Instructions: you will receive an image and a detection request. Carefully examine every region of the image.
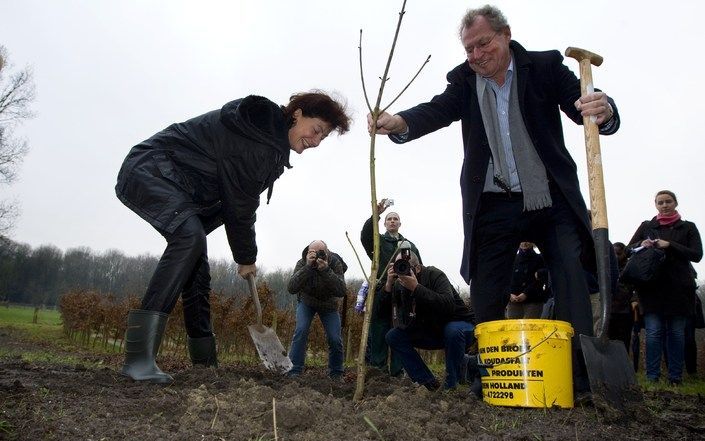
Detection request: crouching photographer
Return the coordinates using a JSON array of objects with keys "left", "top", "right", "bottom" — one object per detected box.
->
[{"left": 382, "top": 243, "right": 475, "bottom": 390}]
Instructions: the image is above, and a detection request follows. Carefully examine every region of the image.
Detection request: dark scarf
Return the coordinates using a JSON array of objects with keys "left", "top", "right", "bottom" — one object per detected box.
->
[{"left": 476, "top": 62, "right": 551, "bottom": 211}]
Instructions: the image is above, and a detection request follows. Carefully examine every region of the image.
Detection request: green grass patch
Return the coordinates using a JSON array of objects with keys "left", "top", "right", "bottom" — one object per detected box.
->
[
  {"left": 0, "top": 304, "right": 64, "bottom": 342},
  {"left": 0, "top": 304, "right": 118, "bottom": 364},
  {"left": 636, "top": 371, "right": 705, "bottom": 395},
  {"left": 0, "top": 304, "right": 61, "bottom": 326},
  {"left": 0, "top": 344, "right": 103, "bottom": 368},
  {"left": 0, "top": 419, "right": 14, "bottom": 436}
]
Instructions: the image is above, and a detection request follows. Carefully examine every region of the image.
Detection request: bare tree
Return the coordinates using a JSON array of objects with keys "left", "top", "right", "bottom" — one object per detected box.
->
[{"left": 0, "top": 45, "right": 35, "bottom": 233}]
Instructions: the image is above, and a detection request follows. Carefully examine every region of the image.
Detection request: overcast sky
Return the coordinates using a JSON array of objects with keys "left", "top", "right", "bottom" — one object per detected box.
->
[{"left": 3, "top": 0, "right": 704, "bottom": 288}]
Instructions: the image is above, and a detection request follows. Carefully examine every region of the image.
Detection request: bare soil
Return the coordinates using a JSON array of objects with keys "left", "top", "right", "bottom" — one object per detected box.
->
[{"left": 1, "top": 329, "right": 705, "bottom": 441}]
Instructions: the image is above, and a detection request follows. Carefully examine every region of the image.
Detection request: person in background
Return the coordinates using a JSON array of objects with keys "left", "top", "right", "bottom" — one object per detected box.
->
[
  {"left": 610, "top": 242, "right": 638, "bottom": 351},
  {"left": 286, "top": 240, "right": 347, "bottom": 379},
  {"left": 506, "top": 242, "right": 548, "bottom": 319},
  {"left": 381, "top": 246, "right": 474, "bottom": 390},
  {"left": 628, "top": 190, "right": 702, "bottom": 385},
  {"left": 116, "top": 92, "right": 351, "bottom": 383},
  {"left": 684, "top": 276, "right": 703, "bottom": 375},
  {"left": 360, "top": 198, "right": 422, "bottom": 376}
]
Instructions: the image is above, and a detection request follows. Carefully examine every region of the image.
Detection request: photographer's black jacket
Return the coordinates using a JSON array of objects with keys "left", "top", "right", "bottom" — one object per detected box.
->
[
  {"left": 379, "top": 266, "right": 474, "bottom": 338},
  {"left": 509, "top": 248, "right": 548, "bottom": 304},
  {"left": 116, "top": 96, "right": 291, "bottom": 265},
  {"left": 287, "top": 246, "right": 348, "bottom": 312}
]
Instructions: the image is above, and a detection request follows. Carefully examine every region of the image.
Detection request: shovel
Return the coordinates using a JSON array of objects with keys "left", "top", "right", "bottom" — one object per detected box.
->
[
  {"left": 566, "top": 47, "right": 638, "bottom": 408},
  {"left": 246, "top": 273, "right": 292, "bottom": 373}
]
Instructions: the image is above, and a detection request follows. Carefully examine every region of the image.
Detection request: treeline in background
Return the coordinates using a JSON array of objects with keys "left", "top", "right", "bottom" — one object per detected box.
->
[
  {"left": 0, "top": 236, "right": 411, "bottom": 364},
  {"left": 0, "top": 236, "right": 364, "bottom": 309}
]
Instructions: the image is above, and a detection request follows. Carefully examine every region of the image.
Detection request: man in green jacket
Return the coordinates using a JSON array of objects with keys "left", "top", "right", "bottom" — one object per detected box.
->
[{"left": 360, "top": 199, "right": 421, "bottom": 376}]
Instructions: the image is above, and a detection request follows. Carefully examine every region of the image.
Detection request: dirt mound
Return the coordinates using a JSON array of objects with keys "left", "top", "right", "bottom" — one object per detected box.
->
[{"left": 1, "top": 331, "right": 705, "bottom": 440}]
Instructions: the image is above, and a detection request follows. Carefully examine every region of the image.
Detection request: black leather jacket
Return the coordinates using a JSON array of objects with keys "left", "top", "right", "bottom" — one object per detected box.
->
[{"left": 116, "top": 96, "right": 291, "bottom": 265}]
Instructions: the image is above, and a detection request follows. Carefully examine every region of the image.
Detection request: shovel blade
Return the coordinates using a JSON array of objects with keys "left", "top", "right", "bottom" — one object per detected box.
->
[
  {"left": 248, "top": 324, "right": 293, "bottom": 373},
  {"left": 580, "top": 334, "right": 640, "bottom": 409}
]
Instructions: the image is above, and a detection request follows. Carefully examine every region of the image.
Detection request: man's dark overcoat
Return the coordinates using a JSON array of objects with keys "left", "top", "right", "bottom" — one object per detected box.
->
[{"left": 392, "top": 41, "right": 620, "bottom": 283}]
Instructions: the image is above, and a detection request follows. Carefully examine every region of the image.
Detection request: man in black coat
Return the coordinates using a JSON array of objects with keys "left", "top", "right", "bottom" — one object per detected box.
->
[
  {"left": 368, "top": 6, "right": 619, "bottom": 394},
  {"left": 381, "top": 246, "right": 474, "bottom": 390},
  {"left": 116, "top": 93, "right": 350, "bottom": 383}
]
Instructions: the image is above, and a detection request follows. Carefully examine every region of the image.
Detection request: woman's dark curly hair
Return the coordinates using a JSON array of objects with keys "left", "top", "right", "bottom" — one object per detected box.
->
[{"left": 283, "top": 91, "right": 351, "bottom": 134}]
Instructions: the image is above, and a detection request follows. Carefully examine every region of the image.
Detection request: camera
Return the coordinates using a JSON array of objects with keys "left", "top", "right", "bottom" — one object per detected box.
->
[
  {"left": 393, "top": 248, "right": 412, "bottom": 276},
  {"left": 315, "top": 250, "right": 327, "bottom": 260}
]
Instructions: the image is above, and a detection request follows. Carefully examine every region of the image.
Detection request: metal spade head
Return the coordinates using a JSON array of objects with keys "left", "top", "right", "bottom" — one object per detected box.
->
[
  {"left": 248, "top": 324, "right": 293, "bottom": 373},
  {"left": 246, "top": 274, "right": 292, "bottom": 373},
  {"left": 580, "top": 334, "right": 640, "bottom": 410}
]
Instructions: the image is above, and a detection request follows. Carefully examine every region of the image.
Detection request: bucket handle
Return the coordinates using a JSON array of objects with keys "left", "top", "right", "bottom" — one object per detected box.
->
[{"left": 477, "top": 327, "right": 559, "bottom": 370}]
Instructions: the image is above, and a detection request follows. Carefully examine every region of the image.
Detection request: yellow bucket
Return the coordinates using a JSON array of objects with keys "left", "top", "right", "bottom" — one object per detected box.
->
[{"left": 474, "top": 319, "right": 574, "bottom": 408}]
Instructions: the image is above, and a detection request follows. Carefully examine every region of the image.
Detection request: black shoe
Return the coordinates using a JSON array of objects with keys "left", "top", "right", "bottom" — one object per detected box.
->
[
  {"left": 188, "top": 334, "right": 218, "bottom": 367},
  {"left": 423, "top": 379, "right": 441, "bottom": 391},
  {"left": 121, "top": 310, "right": 173, "bottom": 384},
  {"left": 470, "top": 376, "right": 483, "bottom": 399}
]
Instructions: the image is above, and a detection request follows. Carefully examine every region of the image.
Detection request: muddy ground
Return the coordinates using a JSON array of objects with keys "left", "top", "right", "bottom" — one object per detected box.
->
[{"left": 1, "top": 329, "right": 705, "bottom": 441}]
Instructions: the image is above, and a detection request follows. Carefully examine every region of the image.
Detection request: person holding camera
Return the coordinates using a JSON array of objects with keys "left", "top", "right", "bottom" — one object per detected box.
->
[
  {"left": 382, "top": 244, "right": 475, "bottom": 390},
  {"left": 360, "top": 198, "right": 422, "bottom": 377},
  {"left": 286, "top": 240, "right": 348, "bottom": 379}
]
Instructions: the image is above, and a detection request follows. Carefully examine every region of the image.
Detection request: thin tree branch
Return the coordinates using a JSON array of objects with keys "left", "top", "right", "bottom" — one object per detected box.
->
[
  {"left": 358, "top": 30, "right": 373, "bottom": 114},
  {"left": 381, "top": 54, "right": 431, "bottom": 114},
  {"left": 375, "top": 241, "right": 402, "bottom": 286},
  {"left": 371, "top": 1, "right": 407, "bottom": 117},
  {"left": 345, "top": 231, "right": 370, "bottom": 283}
]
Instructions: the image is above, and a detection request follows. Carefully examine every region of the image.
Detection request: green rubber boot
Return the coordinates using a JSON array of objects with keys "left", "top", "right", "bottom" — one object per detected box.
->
[{"left": 121, "top": 310, "right": 173, "bottom": 384}]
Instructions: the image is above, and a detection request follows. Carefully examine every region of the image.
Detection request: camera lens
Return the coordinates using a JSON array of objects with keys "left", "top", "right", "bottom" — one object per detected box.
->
[
  {"left": 393, "top": 259, "right": 411, "bottom": 276},
  {"left": 316, "top": 250, "right": 326, "bottom": 259}
]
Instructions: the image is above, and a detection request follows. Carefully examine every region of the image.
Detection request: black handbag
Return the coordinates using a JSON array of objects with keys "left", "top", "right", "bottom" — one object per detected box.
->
[{"left": 621, "top": 246, "right": 665, "bottom": 285}]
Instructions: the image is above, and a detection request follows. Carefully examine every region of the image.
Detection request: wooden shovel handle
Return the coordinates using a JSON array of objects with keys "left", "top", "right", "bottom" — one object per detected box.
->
[
  {"left": 247, "top": 273, "right": 263, "bottom": 326},
  {"left": 565, "top": 47, "right": 612, "bottom": 340},
  {"left": 565, "top": 47, "right": 607, "bottom": 229}
]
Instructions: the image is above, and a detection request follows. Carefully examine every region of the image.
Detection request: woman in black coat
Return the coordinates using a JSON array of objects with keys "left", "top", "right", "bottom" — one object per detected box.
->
[
  {"left": 115, "top": 92, "right": 351, "bottom": 383},
  {"left": 628, "top": 190, "right": 703, "bottom": 384}
]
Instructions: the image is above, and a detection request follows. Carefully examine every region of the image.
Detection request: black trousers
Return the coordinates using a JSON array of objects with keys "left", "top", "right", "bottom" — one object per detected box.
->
[
  {"left": 141, "top": 215, "right": 216, "bottom": 338},
  {"left": 470, "top": 188, "right": 593, "bottom": 391}
]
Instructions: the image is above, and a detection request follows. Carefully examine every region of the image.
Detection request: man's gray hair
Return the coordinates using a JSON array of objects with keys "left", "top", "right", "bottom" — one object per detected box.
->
[{"left": 458, "top": 5, "right": 509, "bottom": 39}]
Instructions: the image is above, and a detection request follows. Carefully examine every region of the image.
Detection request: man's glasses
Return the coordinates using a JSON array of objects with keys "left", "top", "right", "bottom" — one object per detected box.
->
[{"left": 464, "top": 32, "right": 500, "bottom": 57}]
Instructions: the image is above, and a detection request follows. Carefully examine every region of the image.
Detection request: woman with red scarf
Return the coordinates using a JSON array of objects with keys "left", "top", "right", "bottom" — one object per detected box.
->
[{"left": 628, "top": 190, "right": 702, "bottom": 384}]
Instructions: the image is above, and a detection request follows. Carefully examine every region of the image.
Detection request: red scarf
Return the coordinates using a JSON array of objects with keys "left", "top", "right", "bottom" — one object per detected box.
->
[{"left": 657, "top": 210, "right": 681, "bottom": 226}]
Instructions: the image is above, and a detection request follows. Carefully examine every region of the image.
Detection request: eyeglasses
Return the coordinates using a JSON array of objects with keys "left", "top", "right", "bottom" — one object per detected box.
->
[{"left": 464, "top": 32, "right": 500, "bottom": 56}]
